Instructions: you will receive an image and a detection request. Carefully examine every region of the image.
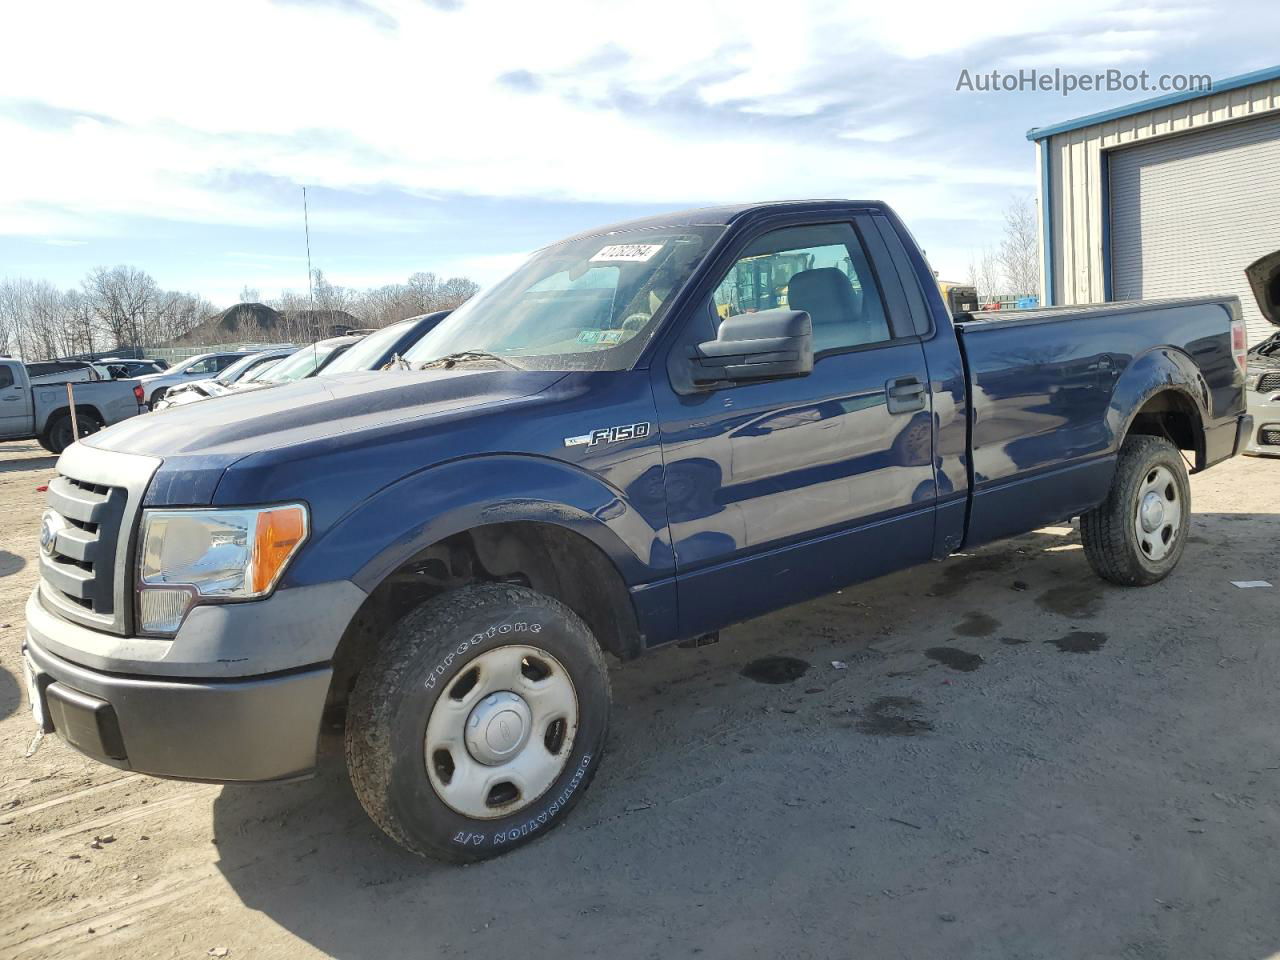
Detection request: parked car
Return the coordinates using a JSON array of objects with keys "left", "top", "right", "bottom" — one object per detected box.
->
[
  {"left": 0, "top": 358, "right": 144, "bottom": 452},
  {"left": 25, "top": 360, "right": 112, "bottom": 384},
  {"left": 158, "top": 322, "right": 436, "bottom": 410},
  {"left": 154, "top": 336, "right": 364, "bottom": 411},
  {"left": 134, "top": 352, "right": 252, "bottom": 405},
  {"left": 151, "top": 347, "right": 297, "bottom": 410},
  {"left": 99, "top": 358, "right": 168, "bottom": 378},
  {"left": 1243, "top": 251, "right": 1280, "bottom": 456},
  {"left": 225, "top": 335, "right": 362, "bottom": 387},
  {"left": 1243, "top": 330, "right": 1280, "bottom": 455},
  {"left": 22, "top": 200, "right": 1259, "bottom": 864},
  {"left": 316, "top": 311, "right": 451, "bottom": 377}
]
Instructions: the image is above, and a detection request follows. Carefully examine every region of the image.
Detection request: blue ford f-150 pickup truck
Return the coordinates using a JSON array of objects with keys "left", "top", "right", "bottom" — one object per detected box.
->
[{"left": 22, "top": 201, "right": 1257, "bottom": 862}]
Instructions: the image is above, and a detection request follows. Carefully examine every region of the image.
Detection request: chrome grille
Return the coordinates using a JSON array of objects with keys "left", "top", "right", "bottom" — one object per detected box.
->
[
  {"left": 1258, "top": 372, "right": 1280, "bottom": 393},
  {"left": 36, "top": 444, "right": 160, "bottom": 636},
  {"left": 39, "top": 474, "right": 127, "bottom": 622}
]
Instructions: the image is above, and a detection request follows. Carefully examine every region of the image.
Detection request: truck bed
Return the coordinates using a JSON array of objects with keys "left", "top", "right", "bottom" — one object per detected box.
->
[{"left": 954, "top": 295, "right": 1243, "bottom": 547}]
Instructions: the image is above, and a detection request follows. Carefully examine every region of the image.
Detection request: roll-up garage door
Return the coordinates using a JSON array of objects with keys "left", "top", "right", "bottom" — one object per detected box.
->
[{"left": 1109, "top": 112, "right": 1280, "bottom": 344}]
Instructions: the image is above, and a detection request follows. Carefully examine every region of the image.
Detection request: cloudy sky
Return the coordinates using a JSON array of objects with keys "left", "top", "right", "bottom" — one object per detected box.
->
[{"left": 1, "top": 0, "right": 1275, "bottom": 305}]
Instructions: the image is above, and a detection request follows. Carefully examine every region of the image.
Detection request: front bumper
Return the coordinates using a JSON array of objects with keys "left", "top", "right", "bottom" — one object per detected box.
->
[
  {"left": 1243, "top": 390, "right": 1280, "bottom": 457},
  {"left": 24, "top": 634, "right": 330, "bottom": 781},
  {"left": 22, "top": 578, "right": 367, "bottom": 782}
]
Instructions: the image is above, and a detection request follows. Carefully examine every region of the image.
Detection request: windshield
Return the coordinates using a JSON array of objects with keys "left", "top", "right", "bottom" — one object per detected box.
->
[
  {"left": 241, "top": 359, "right": 282, "bottom": 382},
  {"left": 261, "top": 341, "right": 350, "bottom": 382},
  {"left": 216, "top": 352, "right": 276, "bottom": 384},
  {"left": 403, "top": 226, "right": 724, "bottom": 372},
  {"left": 320, "top": 319, "right": 412, "bottom": 375},
  {"left": 171, "top": 355, "right": 209, "bottom": 374}
]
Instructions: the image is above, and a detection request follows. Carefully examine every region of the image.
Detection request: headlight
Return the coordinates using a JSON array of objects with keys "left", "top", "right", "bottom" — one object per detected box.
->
[
  {"left": 136, "top": 504, "right": 308, "bottom": 634},
  {"left": 1245, "top": 371, "right": 1260, "bottom": 391}
]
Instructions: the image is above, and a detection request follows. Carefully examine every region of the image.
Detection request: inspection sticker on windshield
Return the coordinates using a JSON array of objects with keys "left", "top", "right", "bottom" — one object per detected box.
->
[{"left": 590, "top": 243, "right": 664, "bottom": 263}]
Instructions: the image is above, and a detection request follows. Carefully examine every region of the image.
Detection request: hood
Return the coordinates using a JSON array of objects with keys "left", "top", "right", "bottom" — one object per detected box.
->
[
  {"left": 87, "top": 367, "right": 566, "bottom": 459},
  {"left": 166, "top": 378, "right": 215, "bottom": 395},
  {"left": 1246, "top": 251, "right": 1280, "bottom": 327}
]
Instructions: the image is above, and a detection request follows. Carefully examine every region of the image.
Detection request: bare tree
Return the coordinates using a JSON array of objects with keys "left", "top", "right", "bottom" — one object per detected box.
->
[
  {"left": 0, "top": 279, "right": 72, "bottom": 359},
  {"left": 239, "top": 284, "right": 261, "bottom": 304},
  {"left": 967, "top": 247, "right": 1003, "bottom": 303},
  {"left": 149, "top": 290, "right": 214, "bottom": 344},
  {"left": 437, "top": 276, "right": 480, "bottom": 308},
  {"left": 63, "top": 289, "right": 101, "bottom": 354},
  {"left": 0, "top": 281, "right": 20, "bottom": 355},
  {"left": 82, "top": 266, "right": 157, "bottom": 349},
  {"left": 0, "top": 264, "right": 480, "bottom": 358},
  {"left": 998, "top": 195, "right": 1040, "bottom": 297},
  {"left": 311, "top": 269, "right": 351, "bottom": 314}
]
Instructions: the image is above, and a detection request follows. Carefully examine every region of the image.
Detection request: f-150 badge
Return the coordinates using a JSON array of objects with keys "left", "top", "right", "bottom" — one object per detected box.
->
[{"left": 564, "top": 422, "right": 652, "bottom": 448}]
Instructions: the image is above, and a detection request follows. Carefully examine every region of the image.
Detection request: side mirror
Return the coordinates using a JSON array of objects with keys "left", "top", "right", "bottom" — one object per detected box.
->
[{"left": 692, "top": 309, "right": 813, "bottom": 386}]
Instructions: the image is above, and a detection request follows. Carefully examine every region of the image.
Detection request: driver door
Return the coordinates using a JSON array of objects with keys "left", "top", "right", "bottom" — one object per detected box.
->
[{"left": 652, "top": 219, "right": 937, "bottom": 637}]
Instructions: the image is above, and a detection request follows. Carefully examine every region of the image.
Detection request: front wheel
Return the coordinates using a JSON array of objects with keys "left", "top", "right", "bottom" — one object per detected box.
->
[
  {"left": 345, "top": 584, "right": 611, "bottom": 862},
  {"left": 1080, "top": 434, "right": 1190, "bottom": 586},
  {"left": 42, "top": 411, "right": 103, "bottom": 454}
]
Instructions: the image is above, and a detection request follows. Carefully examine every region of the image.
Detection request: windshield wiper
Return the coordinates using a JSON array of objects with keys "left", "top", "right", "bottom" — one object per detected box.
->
[{"left": 417, "top": 350, "right": 518, "bottom": 370}]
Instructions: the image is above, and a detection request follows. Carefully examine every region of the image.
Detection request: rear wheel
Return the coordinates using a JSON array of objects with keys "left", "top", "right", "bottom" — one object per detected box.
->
[
  {"left": 41, "top": 411, "right": 103, "bottom": 454},
  {"left": 345, "top": 583, "right": 610, "bottom": 862},
  {"left": 1081, "top": 435, "right": 1190, "bottom": 586}
]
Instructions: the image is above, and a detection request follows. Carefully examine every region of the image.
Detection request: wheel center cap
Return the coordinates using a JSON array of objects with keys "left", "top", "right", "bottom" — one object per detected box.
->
[
  {"left": 465, "top": 691, "right": 532, "bottom": 765},
  {"left": 1139, "top": 491, "right": 1165, "bottom": 532}
]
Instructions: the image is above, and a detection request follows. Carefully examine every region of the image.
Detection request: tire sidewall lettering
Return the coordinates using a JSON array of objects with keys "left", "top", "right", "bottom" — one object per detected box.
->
[
  {"left": 424, "top": 620, "right": 543, "bottom": 690},
  {"left": 482, "top": 753, "right": 592, "bottom": 847}
]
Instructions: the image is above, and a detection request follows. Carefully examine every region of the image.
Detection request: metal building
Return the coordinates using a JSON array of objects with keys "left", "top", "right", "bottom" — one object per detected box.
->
[{"left": 1028, "top": 65, "right": 1280, "bottom": 344}]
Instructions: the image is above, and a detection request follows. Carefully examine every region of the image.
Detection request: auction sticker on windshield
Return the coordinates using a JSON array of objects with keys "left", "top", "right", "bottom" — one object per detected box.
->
[{"left": 590, "top": 243, "right": 664, "bottom": 262}]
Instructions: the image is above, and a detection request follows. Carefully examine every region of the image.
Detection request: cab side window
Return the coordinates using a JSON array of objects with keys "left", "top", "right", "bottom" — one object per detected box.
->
[
  {"left": 710, "top": 223, "right": 892, "bottom": 354},
  {"left": 0, "top": 365, "right": 14, "bottom": 389}
]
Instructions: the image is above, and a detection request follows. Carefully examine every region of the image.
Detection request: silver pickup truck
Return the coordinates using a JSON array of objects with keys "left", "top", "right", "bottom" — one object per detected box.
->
[{"left": 0, "top": 358, "right": 145, "bottom": 453}]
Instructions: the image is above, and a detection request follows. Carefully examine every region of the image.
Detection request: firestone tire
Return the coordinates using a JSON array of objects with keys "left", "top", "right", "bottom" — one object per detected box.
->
[
  {"left": 1080, "top": 434, "right": 1191, "bottom": 586},
  {"left": 344, "top": 583, "right": 611, "bottom": 863}
]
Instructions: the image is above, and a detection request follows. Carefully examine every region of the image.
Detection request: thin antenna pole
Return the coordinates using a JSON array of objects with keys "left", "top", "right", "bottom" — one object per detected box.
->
[{"left": 303, "top": 186, "right": 314, "bottom": 309}]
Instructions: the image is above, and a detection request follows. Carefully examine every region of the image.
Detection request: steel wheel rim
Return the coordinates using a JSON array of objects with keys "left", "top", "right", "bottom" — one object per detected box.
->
[
  {"left": 424, "top": 644, "right": 578, "bottom": 820},
  {"left": 1134, "top": 464, "right": 1181, "bottom": 562}
]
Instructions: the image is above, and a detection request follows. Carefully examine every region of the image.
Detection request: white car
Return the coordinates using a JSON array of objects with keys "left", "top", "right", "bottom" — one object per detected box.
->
[
  {"left": 151, "top": 347, "right": 296, "bottom": 410},
  {"left": 134, "top": 352, "right": 252, "bottom": 406}
]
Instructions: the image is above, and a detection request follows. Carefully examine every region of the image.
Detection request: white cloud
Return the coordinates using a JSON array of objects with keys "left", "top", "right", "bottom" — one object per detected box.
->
[
  {"left": 0, "top": 0, "right": 1257, "bottom": 290},
  {"left": 0, "top": 0, "right": 1070, "bottom": 227}
]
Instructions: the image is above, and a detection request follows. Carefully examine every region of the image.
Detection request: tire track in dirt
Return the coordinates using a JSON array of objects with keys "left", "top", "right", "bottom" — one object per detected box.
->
[
  {"left": 3, "top": 872, "right": 222, "bottom": 958},
  {"left": 11, "top": 789, "right": 215, "bottom": 851},
  {"left": 2, "top": 775, "right": 140, "bottom": 821}
]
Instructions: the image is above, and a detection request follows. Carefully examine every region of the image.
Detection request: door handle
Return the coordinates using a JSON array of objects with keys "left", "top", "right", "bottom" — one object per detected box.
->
[{"left": 885, "top": 376, "right": 926, "bottom": 414}]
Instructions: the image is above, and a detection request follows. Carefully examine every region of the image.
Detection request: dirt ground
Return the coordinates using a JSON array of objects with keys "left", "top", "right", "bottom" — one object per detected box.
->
[{"left": 2, "top": 438, "right": 1279, "bottom": 960}]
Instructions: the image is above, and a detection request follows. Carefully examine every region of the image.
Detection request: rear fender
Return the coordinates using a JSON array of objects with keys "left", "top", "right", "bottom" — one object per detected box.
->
[
  {"left": 284, "top": 454, "right": 670, "bottom": 594},
  {"left": 1106, "top": 346, "right": 1210, "bottom": 456}
]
